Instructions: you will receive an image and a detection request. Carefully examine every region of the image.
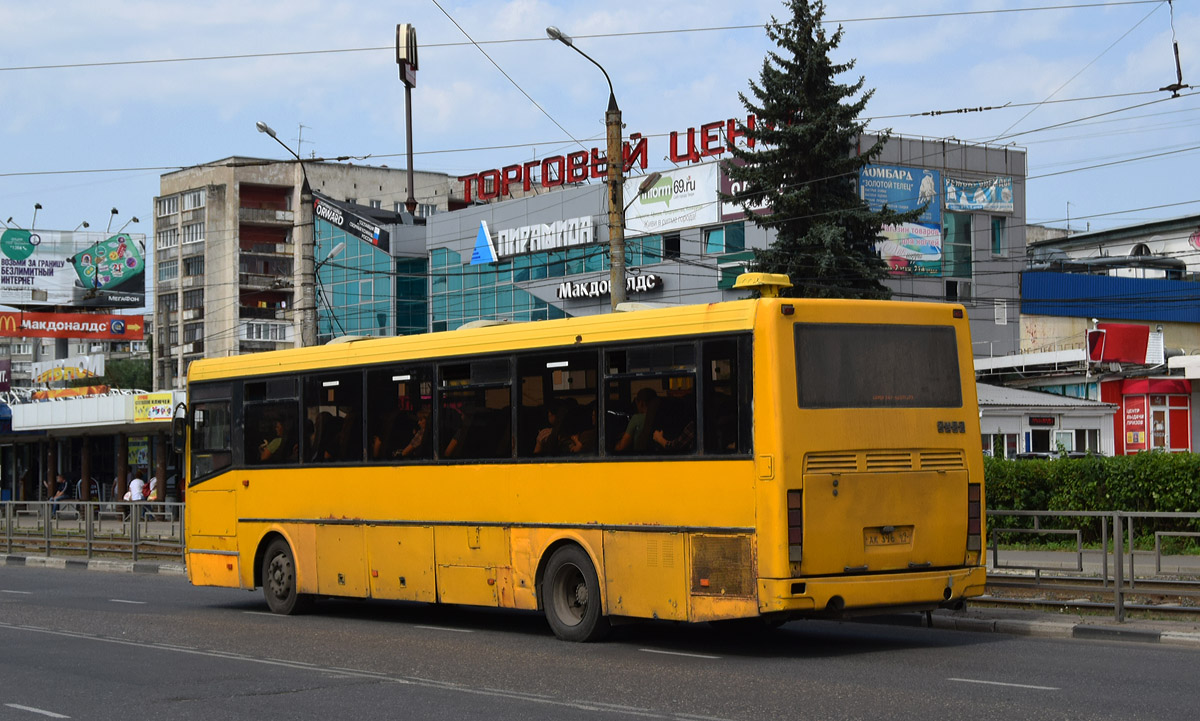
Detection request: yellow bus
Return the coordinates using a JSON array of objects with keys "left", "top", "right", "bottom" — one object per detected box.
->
[{"left": 183, "top": 281, "right": 985, "bottom": 641}]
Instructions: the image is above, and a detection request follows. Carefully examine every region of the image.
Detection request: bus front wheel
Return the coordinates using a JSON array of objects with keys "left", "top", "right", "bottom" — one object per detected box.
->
[
  {"left": 262, "top": 538, "right": 311, "bottom": 615},
  {"left": 542, "top": 545, "right": 610, "bottom": 642}
]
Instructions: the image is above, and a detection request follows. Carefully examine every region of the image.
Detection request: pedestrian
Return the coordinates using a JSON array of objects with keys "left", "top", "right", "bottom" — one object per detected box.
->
[
  {"left": 47, "top": 474, "right": 69, "bottom": 513},
  {"left": 125, "top": 469, "right": 145, "bottom": 502}
]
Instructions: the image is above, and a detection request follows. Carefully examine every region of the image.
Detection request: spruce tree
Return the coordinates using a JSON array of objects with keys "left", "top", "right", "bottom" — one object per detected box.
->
[{"left": 723, "top": 0, "right": 919, "bottom": 299}]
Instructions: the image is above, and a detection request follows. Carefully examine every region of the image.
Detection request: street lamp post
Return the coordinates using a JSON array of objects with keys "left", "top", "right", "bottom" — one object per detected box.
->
[
  {"left": 546, "top": 26, "right": 627, "bottom": 310},
  {"left": 257, "top": 121, "right": 316, "bottom": 347},
  {"left": 396, "top": 24, "right": 420, "bottom": 216}
]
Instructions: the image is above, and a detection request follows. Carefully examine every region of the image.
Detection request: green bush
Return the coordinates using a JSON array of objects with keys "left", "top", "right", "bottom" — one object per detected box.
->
[{"left": 984, "top": 452, "right": 1200, "bottom": 545}]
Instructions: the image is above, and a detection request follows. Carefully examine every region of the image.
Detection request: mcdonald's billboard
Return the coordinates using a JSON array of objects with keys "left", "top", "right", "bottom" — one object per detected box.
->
[{"left": 0, "top": 311, "right": 144, "bottom": 340}]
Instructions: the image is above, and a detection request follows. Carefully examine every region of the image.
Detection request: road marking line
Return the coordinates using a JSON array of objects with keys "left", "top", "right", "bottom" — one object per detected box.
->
[
  {"left": 414, "top": 625, "right": 474, "bottom": 633},
  {"left": 639, "top": 648, "right": 720, "bottom": 660},
  {"left": 1, "top": 590, "right": 33, "bottom": 595},
  {"left": 108, "top": 599, "right": 146, "bottom": 605},
  {"left": 242, "top": 611, "right": 285, "bottom": 617},
  {"left": 948, "top": 678, "right": 1060, "bottom": 691},
  {"left": 5, "top": 703, "right": 70, "bottom": 718},
  {"left": 2, "top": 622, "right": 705, "bottom": 716}
]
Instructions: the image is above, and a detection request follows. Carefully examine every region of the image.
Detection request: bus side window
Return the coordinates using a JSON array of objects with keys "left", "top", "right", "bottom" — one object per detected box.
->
[
  {"left": 366, "top": 366, "right": 433, "bottom": 461},
  {"left": 243, "top": 386, "right": 300, "bottom": 463},
  {"left": 606, "top": 344, "right": 697, "bottom": 456},
  {"left": 703, "top": 339, "right": 742, "bottom": 455},
  {"left": 303, "top": 371, "right": 364, "bottom": 463},
  {"left": 191, "top": 395, "right": 233, "bottom": 481},
  {"left": 439, "top": 360, "right": 512, "bottom": 460},
  {"left": 517, "top": 351, "right": 598, "bottom": 459}
]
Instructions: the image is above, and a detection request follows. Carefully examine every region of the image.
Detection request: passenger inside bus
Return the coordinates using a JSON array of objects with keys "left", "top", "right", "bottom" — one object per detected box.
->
[
  {"left": 533, "top": 399, "right": 575, "bottom": 456},
  {"left": 397, "top": 405, "right": 432, "bottom": 459},
  {"left": 258, "top": 419, "right": 292, "bottom": 463},
  {"left": 613, "top": 388, "right": 660, "bottom": 454},
  {"left": 568, "top": 403, "right": 597, "bottom": 454},
  {"left": 653, "top": 419, "right": 696, "bottom": 453},
  {"left": 308, "top": 412, "right": 342, "bottom": 462}
]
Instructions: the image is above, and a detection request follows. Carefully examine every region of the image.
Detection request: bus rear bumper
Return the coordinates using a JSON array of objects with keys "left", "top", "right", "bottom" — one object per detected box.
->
[{"left": 759, "top": 566, "right": 987, "bottom": 616}]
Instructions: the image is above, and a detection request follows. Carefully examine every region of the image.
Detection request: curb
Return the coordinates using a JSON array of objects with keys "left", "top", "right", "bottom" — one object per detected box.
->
[
  {"left": 0, "top": 553, "right": 186, "bottom": 577},
  {"left": 933, "top": 610, "right": 1200, "bottom": 649}
]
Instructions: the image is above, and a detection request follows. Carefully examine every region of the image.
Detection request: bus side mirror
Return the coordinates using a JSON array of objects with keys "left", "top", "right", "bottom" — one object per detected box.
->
[{"left": 171, "top": 402, "right": 187, "bottom": 455}]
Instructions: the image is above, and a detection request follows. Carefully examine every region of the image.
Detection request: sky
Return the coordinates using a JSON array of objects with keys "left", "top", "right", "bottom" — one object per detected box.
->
[{"left": 2, "top": 0, "right": 1198, "bottom": 243}]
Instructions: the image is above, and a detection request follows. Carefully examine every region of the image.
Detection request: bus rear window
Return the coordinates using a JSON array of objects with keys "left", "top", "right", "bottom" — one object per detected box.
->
[{"left": 794, "top": 324, "right": 962, "bottom": 409}]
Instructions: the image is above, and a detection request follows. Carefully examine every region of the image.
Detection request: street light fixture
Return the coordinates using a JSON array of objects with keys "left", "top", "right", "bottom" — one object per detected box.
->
[
  {"left": 74, "top": 221, "right": 90, "bottom": 231},
  {"left": 31, "top": 203, "right": 42, "bottom": 230},
  {"left": 546, "top": 25, "right": 627, "bottom": 310},
  {"left": 117, "top": 216, "right": 139, "bottom": 234},
  {"left": 624, "top": 172, "right": 662, "bottom": 214},
  {"left": 106, "top": 208, "right": 119, "bottom": 233},
  {"left": 257, "top": 120, "right": 316, "bottom": 347}
]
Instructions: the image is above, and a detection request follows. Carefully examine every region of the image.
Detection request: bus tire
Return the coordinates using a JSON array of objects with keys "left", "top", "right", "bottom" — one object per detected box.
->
[
  {"left": 542, "top": 545, "right": 610, "bottom": 642},
  {"left": 262, "top": 538, "right": 311, "bottom": 615}
]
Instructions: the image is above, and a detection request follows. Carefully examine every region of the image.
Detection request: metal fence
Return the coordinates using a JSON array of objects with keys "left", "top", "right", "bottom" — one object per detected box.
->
[
  {"left": 1, "top": 501, "right": 185, "bottom": 562},
  {"left": 987, "top": 509, "right": 1200, "bottom": 621}
]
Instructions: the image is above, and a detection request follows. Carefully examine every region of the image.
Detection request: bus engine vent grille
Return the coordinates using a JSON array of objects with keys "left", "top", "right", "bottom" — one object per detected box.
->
[
  {"left": 919, "top": 450, "right": 965, "bottom": 470},
  {"left": 690, "top": 535, "right": 754, "bottom": 597},
  {"left": 805, "top": 453, "right": 857, "bottom": 473},
  {"left": 865, "top": 452, "right": 913, "bottom": 472}
]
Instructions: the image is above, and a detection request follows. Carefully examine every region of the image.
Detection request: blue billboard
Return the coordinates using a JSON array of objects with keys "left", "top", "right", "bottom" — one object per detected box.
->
[
  {"left": 860, "top": 165, "right": 942, "bottom": 276},
  {"left": 859, "top": 165, "right": 940, "bottom": 225}
]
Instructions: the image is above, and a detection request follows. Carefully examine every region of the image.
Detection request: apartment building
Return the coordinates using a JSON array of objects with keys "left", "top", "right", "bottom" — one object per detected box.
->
[{"left": 153, "top": 158, "right": 463, "bottom": 388}]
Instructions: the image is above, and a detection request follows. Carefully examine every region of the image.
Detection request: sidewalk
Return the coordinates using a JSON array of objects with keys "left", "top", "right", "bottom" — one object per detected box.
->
[
  {"left": 3, "top": 552, "right": 1199, "bottom": 648},
  {"left": 990, "top": 548, "right": 1200, "bottom": 576},
  {"left": 0, "top": 552, "right": 185, "bottom": 577}
]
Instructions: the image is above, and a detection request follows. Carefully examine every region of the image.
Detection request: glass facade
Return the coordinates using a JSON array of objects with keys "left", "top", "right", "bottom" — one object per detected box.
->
[
  {"left": 315, "top": 217, "right": 427, "bottom": 342},
  {"left": 426, "top": 222, "right": 747, "bottom": 331},
  {"left": 428, "top": 233, "right": 683, "bottom": 331}
]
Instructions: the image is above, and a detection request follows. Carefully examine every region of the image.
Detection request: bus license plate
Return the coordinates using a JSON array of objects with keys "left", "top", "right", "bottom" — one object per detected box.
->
[{"left": 864, "top": 526, "right": 913, "bottom": 546}]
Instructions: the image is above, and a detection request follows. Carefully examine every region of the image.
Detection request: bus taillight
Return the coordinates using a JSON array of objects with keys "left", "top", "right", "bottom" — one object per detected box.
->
[
  {"left": 787, "top": 490, "right": 803, "bottom": 562},
  {"left": 967, "top": 483, "right": 982, "bottom": 552}
]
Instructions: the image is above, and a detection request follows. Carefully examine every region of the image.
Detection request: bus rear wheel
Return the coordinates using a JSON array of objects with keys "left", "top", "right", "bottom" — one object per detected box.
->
[
  {"left": 542, "top": 545, "right": 609, "bottom": 642},
  {"left": 262, "top": 538, "right": 311, "bottom": 615}
]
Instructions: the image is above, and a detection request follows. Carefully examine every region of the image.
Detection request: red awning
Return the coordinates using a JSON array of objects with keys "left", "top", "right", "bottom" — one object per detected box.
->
[{"left": 1090, "top": 323, "right": 1150, "bottom": 364}]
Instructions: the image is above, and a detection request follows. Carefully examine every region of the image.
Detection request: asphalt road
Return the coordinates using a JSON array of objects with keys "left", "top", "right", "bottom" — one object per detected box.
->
[{"left": 0, "top": 566, "right": 1196, "bottom": 721}]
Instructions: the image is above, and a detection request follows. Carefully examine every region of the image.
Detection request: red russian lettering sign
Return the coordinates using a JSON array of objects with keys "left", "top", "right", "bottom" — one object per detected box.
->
[
  {"left": 458, "top": 116, "right": 760, "bottom": 203},
  {"left": 1123, "top": 395, "right": 1148, "bottom": 451},
  {"left": 0, "top": 311, "right": 144, "bottom": 340}
]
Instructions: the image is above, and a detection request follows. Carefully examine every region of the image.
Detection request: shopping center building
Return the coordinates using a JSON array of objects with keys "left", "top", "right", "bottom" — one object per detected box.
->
[{"left": 312, "top": 130, "right": 1028, "bottom": 358}]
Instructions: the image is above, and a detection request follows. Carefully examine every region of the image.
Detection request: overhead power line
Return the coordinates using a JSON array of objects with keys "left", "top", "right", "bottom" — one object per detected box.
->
[{"left": 0, "top": 1, "right": 1166, "bottom": 73}]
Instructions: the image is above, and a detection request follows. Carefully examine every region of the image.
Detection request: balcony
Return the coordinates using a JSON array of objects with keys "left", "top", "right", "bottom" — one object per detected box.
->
[
  {"left": 239, "top": 207, "right": 294, "bottom": 225},
  {"left": 238, "top": 272, "right": 291, "bottom": 289},
  {"left": 239, "top": 307, "right": 288, "bottom": 321},
  {"left": 240, "top": 242, "right": 293, "bottom": 257},
  {"left": 239, "top": 319, "right": 293, "bottom": 344}
]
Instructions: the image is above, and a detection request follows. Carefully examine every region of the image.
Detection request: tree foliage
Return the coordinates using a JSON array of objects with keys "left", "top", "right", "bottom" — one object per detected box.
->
[
  {"left": 723, "top": 0, "right": 920, "bottom": 298},
  {"left": 68, "top": 358, "right": 152, "bottom": 391},
  {"left": 985, "top": 454, "right": 1200, "bottom": 545}
]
